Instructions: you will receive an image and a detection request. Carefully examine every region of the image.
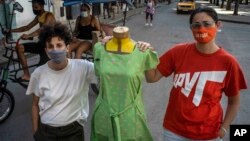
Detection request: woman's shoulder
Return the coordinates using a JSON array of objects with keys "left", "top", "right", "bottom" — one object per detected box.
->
[
  {"left": 44, "top": 11, "right": 55, "bottom": 18},
  {"left": 69, "top": 59, "right": 94, "bottom": 68},
  {"left": 32, "top": 63, "right": 48, "bottom": 75},
  {"left": 219, "top": 47, "right": 239, "bottom": 63},
  {"left": 170, "top": 42, "right": 195, "bottom": 51},
  {"left": 91, "top": 16, "right": 99, "bottom": 23}
]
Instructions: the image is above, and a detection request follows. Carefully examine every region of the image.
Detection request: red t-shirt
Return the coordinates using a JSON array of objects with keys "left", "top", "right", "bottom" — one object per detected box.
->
[{"left": 157, "top": 42, "right": 247, "bottom": 140}]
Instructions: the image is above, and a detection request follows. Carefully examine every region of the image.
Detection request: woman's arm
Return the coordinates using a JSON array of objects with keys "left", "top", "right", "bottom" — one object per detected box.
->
[
  {"left": 32, "top": 94, "right": 40, "bottom": 134},
  {"left": 74, "top": 16, "right": 81, "bottom": 35},
  {"left": 218, "top": 94, "right": 240, "bottom": 138},
  {"left": 145, "top": 68, "right": 163, "bottom": 83},
  {"left": 11, "top": 17, "right": 38, "bottom": 32},
  {"left": 93, "top": 16, "right": 101, "bottom": 31},
  {"left": 24, "top": 13, "right": 56, "bottom": 38},
  {"left": 43, "top": 13, "right": 56, "bottom": 26}
]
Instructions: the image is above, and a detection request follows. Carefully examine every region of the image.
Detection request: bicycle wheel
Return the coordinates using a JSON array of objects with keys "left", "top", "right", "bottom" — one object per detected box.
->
[{"left": 0, "top": 87, "right": 15, "bottom": 123}]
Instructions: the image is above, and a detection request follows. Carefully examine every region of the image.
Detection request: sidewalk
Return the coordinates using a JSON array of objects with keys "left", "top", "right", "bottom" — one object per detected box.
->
[
  {"left": 198, "top": 0, "right": 250, "bottom": 24},
  {"left": 1, "top": 2, "right": 249, "bottom": 66}
]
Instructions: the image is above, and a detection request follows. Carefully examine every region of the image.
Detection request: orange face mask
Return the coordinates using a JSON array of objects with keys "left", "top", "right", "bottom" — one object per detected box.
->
[{"left": 192, "top": 27, "right": 217, "bottom": 43}]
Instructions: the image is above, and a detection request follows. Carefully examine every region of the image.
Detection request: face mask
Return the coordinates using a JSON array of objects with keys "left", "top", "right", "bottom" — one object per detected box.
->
[
  {"left": 147, "top": 2, "right": 153, "bottom": 7},
  {"left": 47, "top": 50, "right": 67, "bottom": 64},
  {"left": 33, "top": 9, "right": 41, "bottom": 15},
  {"left": 81, "top": 11, "right": 89, "bottom": 18},
  {"left": 191, "top": 27, "right": 217, "bottom": 43}
]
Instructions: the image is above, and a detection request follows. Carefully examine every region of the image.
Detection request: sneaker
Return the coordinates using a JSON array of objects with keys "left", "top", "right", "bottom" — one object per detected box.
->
[
  {"left": 145, "top": 23, "right": 149, "bottom": 26},
  {"left": 149, "top": 23, "right": 153, "bottom": 26}
]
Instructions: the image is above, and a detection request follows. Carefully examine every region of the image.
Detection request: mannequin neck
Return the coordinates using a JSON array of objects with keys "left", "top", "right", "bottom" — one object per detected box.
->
[{"left": 106, "top": 36, "right": 135, "bottom": 53}]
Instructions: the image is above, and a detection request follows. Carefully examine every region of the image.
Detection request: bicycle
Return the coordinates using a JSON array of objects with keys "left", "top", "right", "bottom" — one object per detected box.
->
[
  {"left": 1, "top": 35, "right": 36, "bottom": 89},
  {"left": 0, "top": 56, "right": 15, "bottom": 124},
  {"left": 0, "top": 36, "right": 33, "bottom": 123}
]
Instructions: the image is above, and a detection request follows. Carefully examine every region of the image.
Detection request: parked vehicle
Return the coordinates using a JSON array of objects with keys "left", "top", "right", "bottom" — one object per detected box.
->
[{"left": 176, "top": 0, "right": 196, "bottom": 14}]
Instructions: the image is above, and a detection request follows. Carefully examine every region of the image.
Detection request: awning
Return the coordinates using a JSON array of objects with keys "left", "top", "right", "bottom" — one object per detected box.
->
[{"left": 63, "top": 0, "right": 133, "bottom": 7}]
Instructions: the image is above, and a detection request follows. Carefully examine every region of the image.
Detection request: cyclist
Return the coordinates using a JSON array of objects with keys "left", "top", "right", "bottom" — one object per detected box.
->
[{"left": 10, "top": 0, "right": 55, "bottom": 82}]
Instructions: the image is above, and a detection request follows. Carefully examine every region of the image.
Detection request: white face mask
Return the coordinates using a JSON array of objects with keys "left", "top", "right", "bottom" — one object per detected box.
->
[
  {"left": 147, "top": 2, "right": 153, "bottom": 7},
  {"left": 81, "top": 11, "right": 88, "bottom": 17}
]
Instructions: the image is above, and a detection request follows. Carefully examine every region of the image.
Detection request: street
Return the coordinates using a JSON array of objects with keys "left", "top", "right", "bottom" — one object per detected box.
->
[{"left": 1, "top": 3, "right": 250, "bottom": 141}]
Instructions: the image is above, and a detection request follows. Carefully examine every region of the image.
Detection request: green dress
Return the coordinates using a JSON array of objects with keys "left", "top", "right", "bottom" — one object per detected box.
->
[{"left": 91, "top": 42, "right": 159, "bottom": 141}]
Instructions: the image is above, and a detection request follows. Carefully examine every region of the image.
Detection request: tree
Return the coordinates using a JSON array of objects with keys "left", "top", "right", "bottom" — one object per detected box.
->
[
  {"left": 221, "top": 0, "right": 225, "bottom": 8},
  {"left": 216, "top": 0, "right": 220, "bottom": 6},
  {"left": 233, "top": 0, "right": 239, "bottom": 15},
  {"left": 226, "top": 0, "right": 232, "bottom": 10}
]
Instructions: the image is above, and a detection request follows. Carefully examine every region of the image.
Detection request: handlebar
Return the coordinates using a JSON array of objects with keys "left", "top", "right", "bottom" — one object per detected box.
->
[
  {"left": 0, "top": 23, "right": 11, "bottom": 37},
  {"left": 0, "top": 23, "right": 33, "bottom": 44}
]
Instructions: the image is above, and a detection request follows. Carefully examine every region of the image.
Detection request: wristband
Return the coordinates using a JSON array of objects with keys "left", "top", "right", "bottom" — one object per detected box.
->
[{"left": 221, "top": 127, "right": 227, "bottom": 134}]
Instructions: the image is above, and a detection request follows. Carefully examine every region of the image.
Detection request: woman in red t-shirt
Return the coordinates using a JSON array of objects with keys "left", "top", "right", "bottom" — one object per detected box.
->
[{"left": 140, "top": 7, "right": 247, "bottom": 140}]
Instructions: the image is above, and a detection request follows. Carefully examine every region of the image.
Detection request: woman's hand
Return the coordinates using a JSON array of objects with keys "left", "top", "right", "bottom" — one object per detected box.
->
[
  {"left": 21, "top": 34, "right": 30, "bottom": 40},
  {"left": 137, "top": 41, "right": 155, "bottom": 52},
  {"left": 101, "top": 36, "right": 113, "bottom": 45},
  {"left": 72, "top": 36, "right": 78, "bottom": 43},
  {"left": 218, "top": 127, "right": 227, "bottom": 139}
]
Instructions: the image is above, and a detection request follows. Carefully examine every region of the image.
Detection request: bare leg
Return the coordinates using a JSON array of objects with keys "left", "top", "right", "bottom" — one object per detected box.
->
[
  {"left": 75, "top": 41, "right": 92, "bottom": 59},
  {"left": 16, "top": 44, "right": 30, "bottom": 80},
  {"left": 68, "top": 40, "right": 81, "bottom": 58},
  {"left": 112, "top": 8, "right": 115, "bottom": 19}
]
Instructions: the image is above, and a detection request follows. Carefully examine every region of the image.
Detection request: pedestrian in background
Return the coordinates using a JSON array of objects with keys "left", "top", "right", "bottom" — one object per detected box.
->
[
  {"left": 145, "top": 0, "right": 155, "bottom": 26},
  {"left": 110, "top": 1, "right": 118, "bottom": 19},
  {"left": 122, "top": 2, "right": 129, "bottom": 21},
  {"left": 103, "top": 2, "right": 111, "bottom": 19},
  {"left": 68, "top": 3, "right": 100, "bottom": 59},
  {"left": 139, "top": 7, "right": 247, "bottom": 141}
]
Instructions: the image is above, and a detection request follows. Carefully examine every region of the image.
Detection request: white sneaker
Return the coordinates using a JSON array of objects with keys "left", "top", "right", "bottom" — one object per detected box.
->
[
  {"left": 150, "top": 23, "right": 153, "bottom": 26},
  {"left": 145, "top": 23, "right": 149, "bottom": 26}
]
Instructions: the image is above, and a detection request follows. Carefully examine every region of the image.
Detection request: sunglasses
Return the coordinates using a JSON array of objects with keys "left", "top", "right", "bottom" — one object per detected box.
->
[{"left": 190, "top": 21, "right": 216, "bottom": 29}]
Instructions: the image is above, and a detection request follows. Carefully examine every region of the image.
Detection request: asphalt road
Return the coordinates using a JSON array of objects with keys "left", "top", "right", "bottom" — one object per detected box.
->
[{"left": 0, "top": 3, "right": 250, "bottom": 141}]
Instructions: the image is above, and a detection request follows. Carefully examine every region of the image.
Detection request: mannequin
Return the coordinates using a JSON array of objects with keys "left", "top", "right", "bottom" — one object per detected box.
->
[
  {"left": 91, "top": 26, "right": 158, "bottom": 141},
  {"left": 105, "top": 26, "right": 135, "bottom": 53}
]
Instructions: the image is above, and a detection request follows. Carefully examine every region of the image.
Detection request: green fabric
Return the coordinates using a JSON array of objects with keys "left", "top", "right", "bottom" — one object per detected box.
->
[{"left": 91, "top": 42, "right": 159, "bottom": 141}]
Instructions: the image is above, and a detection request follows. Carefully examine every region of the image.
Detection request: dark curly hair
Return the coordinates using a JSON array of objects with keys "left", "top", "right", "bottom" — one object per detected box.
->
[{"left": 38, "top": 22, "right": 72, "bottom": 48}]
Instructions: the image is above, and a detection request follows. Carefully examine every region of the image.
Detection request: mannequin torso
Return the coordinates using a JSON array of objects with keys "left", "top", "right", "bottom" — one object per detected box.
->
[{"left": 105, "top": 26, "right": 135, "bottom": 54}]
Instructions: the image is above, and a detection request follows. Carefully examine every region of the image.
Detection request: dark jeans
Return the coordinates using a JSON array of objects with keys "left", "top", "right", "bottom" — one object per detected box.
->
[
  {"left": 146, "top": 12, "right": 153, "bottom": 21},
  {"left": 33, "top": 121, "right": 84, "bottom": 141}
]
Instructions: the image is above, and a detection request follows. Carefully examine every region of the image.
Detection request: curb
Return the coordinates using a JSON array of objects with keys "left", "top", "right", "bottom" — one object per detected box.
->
[{"left": 218, "top": 18, "right": 250, "bottom": 25}]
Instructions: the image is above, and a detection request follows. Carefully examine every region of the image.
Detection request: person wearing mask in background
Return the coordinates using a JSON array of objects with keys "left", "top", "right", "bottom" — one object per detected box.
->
[
  {"left": 26, "top": 22, "right": 96, "bottom": 141},
  {"left": 138, "top": 7, "right": 247, "bottom": 141},
  {"left": 68, "top": 3, "right": 100, "bottom": 59},
  {"left": 145, "top": 0, "right": 155, "bottom": 27},
  {"left": 110, "top": 1, "right": 118, "bottom": 20},
  {"left": 10, "top": 0, "right": 55, "bottom": 82},
  {"left": 103, "top": 2, "right": 111, "bottom": 19}
]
